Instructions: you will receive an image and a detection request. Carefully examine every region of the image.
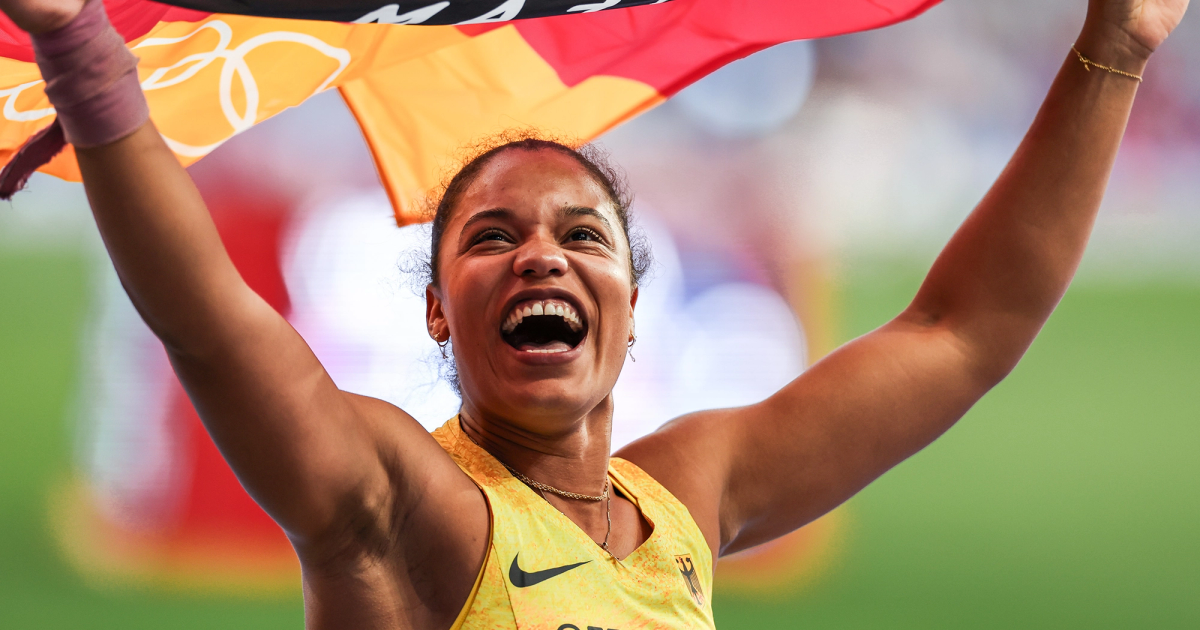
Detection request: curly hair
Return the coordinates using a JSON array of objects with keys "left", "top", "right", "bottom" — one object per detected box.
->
[{"left": 422, "top": 130, "right": 652, "bottom": 288}]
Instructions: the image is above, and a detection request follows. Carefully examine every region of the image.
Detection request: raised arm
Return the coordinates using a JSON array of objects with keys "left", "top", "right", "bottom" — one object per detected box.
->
[
  {"left": 622, "top": 0, "right": 1190, "bottom": 556},
  {"left": 0, "top": 0, "right": 472, "bottom": 556}
]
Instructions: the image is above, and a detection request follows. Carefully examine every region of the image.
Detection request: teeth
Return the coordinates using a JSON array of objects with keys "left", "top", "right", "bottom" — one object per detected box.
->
[{"left": 500, "top": 299, "right": 585, "bottom": 334}]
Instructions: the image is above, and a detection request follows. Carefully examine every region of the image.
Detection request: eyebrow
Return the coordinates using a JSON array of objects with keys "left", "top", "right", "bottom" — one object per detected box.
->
[
  {"left": 560, "top": 205, "right": 614, "bottom": 234},
  {"left": 460, "top": 207, "right": 514, "bottom": 234},
  {"left": 459, "top": 205, "right": 615, "bottom": 235}
]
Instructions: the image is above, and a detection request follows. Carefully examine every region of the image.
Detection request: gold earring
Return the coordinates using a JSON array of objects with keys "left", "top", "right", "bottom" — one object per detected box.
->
[{"left": 432, "top": 331, "right": 450, "bottom": 359}]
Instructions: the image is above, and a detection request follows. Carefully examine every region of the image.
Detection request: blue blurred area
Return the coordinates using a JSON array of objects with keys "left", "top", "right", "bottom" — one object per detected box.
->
[{"left": 673, "top": 40, "right": 816, "bottom": 139}]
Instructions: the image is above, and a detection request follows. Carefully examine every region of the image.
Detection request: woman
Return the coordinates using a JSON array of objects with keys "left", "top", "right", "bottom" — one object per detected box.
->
[{"left": 1, "top": 0, "right": 1189, "bottom": 628}]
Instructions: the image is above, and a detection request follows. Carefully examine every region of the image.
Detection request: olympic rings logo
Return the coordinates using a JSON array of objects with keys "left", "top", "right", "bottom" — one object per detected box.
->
[
  {"left": 0, "top": 81, "right": 56, "bottom": 123},
  {"left": 1, "top": 20, "right": 351, "bottom": 159}
]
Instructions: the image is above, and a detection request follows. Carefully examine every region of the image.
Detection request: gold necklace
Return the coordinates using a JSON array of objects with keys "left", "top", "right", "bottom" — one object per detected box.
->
[
  {"left": 461, "top": 420, "right": 614, "bottom": 551},
  {"left": 501, "top": 463, "right": 609, "bottom": 502}
]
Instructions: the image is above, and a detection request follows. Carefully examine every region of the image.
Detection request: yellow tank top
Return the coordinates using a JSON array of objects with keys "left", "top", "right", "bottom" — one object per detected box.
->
[{"left": 432, "top": 417, "right": 716, "bottom": 630}]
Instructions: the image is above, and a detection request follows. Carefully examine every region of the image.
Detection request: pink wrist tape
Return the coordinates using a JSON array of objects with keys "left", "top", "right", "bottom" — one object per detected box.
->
[
  {"left": 34, "top": 0, "right": 148, "bottom": 148},
  {"left": 0, "top": 0, "right": 149, "bottom": 198}
]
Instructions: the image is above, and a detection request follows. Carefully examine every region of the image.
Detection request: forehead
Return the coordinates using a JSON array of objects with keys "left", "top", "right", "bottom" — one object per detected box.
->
[{"left": 453, "top": 149, "right": 616, "bottom": 225}]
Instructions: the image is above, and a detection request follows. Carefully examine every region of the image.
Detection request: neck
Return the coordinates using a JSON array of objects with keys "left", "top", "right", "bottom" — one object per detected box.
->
[{"left": 458, "top": 400, "right": 613, "bottom": 497}]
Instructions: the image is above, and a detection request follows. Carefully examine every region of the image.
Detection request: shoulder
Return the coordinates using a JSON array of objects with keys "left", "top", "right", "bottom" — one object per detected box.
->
[{"left": 614, "top": 409, "right": 743, "bottom": 558}]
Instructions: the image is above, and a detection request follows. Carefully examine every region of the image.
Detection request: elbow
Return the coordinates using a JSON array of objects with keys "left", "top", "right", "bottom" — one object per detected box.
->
[
  {"left": 959, "top": 330, "right": 1036, "bottom": 392},
  {"left": 898, "top": 306, "right": 1032, "bottom": 391},
  {"left": 975, "top": 353, "right": 1021, "bottom": 389},
  {"left": 123, "top": 294, "right": 211, "bottom": 361}
]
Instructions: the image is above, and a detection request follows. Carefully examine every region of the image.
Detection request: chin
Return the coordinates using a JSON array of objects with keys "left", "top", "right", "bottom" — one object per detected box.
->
[{"left": 472, "top": 373, "right": 611, "bottom": 429}]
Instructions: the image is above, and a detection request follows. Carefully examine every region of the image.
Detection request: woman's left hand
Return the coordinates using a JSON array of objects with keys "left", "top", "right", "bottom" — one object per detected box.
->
[{"left": 1086, "top": 0, "right": 1190, "bottom": 59}]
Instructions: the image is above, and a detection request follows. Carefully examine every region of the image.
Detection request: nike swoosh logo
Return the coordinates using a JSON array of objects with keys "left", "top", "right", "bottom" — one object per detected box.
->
[{"left": 508, "top": 553, "right": 590, "bottom": 588}]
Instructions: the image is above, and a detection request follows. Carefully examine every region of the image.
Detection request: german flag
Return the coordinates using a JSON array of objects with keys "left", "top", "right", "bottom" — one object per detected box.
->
[{"left": 0, "top": 0, "right": 938, "bottom": 224}]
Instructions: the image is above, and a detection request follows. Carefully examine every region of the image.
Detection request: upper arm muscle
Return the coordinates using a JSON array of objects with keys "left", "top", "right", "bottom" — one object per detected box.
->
[
  {"left": 165, "top": 290, "right": 423, "bottom": 547},
  {"left": 719, "top": 317, "right": 993, "bottom": 551},
  {"left": 622, "top": 315, "right": 998, "bottom": 557}
]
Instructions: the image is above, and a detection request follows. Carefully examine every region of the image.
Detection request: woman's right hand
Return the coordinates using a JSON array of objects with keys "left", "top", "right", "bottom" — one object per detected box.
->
[{"left": 0, "top": 0, "right": 85, "bottom": 34}]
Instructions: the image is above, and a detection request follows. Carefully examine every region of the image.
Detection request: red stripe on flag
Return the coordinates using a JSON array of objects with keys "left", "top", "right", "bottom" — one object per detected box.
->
[
  {"left": 511, "top": 0, "right": 940, "bottom": 94},
  {"left": 0, "top": 0, "right": 209, "bottom": 63}
]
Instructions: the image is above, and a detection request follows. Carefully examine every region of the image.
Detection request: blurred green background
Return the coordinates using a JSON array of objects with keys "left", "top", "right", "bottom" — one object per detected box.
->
[{"left": 3, "top": 250, "right": 1196, "bottom": 629}]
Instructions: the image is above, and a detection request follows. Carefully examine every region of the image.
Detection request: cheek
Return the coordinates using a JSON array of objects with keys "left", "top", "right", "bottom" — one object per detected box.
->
[
  {"left": 443, "top": 260, "right": 501, "bottom": 330},
  {"left": 579, "top": 262, "right": 634, "bottom": 332}
]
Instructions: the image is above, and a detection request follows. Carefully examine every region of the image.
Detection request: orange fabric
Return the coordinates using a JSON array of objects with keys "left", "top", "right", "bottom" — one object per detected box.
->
[
  {"left": 340, "top": 24, "right": 663, "bottom": 224},
  {"left": 0, "top": 15, "right": 660, "bottom": 224},
  {"left": 0, "top": 15, "right": 474, "bottom": 181}
]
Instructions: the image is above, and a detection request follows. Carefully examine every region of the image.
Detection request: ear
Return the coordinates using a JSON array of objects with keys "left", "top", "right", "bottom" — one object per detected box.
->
[
  {"left": 628, "top": 286, "right": 639, "bottom": 339},
  {"left": 426, "top": 284, "right": 447, "bottom": 341}
]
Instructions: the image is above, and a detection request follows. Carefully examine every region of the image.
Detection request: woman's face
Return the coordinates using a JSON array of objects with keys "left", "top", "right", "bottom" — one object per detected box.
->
[{"left": 427, "top": 148, "right": 638, "bottom": 432}]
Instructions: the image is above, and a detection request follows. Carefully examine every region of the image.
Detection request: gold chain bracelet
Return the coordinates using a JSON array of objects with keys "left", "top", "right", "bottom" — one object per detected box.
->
[{"left": 1072, "top": 45, "right": 1143, "bottom": 82}]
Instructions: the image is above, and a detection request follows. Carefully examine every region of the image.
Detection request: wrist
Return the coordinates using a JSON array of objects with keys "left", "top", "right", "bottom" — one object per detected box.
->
[
  {"left": 1076, "top": 21, "right": 1153, "bottom": 75},
  {"left": 31, "top": 0, "right": 147, "bottom": 148}
]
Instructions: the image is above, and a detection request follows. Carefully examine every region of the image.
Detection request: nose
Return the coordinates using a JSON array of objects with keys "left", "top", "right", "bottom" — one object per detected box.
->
[{"left": 513, "top": 237, "right": 568, "bottom": 278}]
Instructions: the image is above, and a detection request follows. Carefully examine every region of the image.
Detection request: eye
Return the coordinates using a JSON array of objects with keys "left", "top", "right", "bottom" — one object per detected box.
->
[
  {"left": 471, "top": 228, "right": 511, "bottom": 245},
  {"left": 567, "top": 227, "right": 604, "bottom": 243}
]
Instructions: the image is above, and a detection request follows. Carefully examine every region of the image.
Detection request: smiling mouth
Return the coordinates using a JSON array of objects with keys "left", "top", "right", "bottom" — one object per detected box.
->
[{"left": 501, "top": 299, "right": 587, "bottom": 354}]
